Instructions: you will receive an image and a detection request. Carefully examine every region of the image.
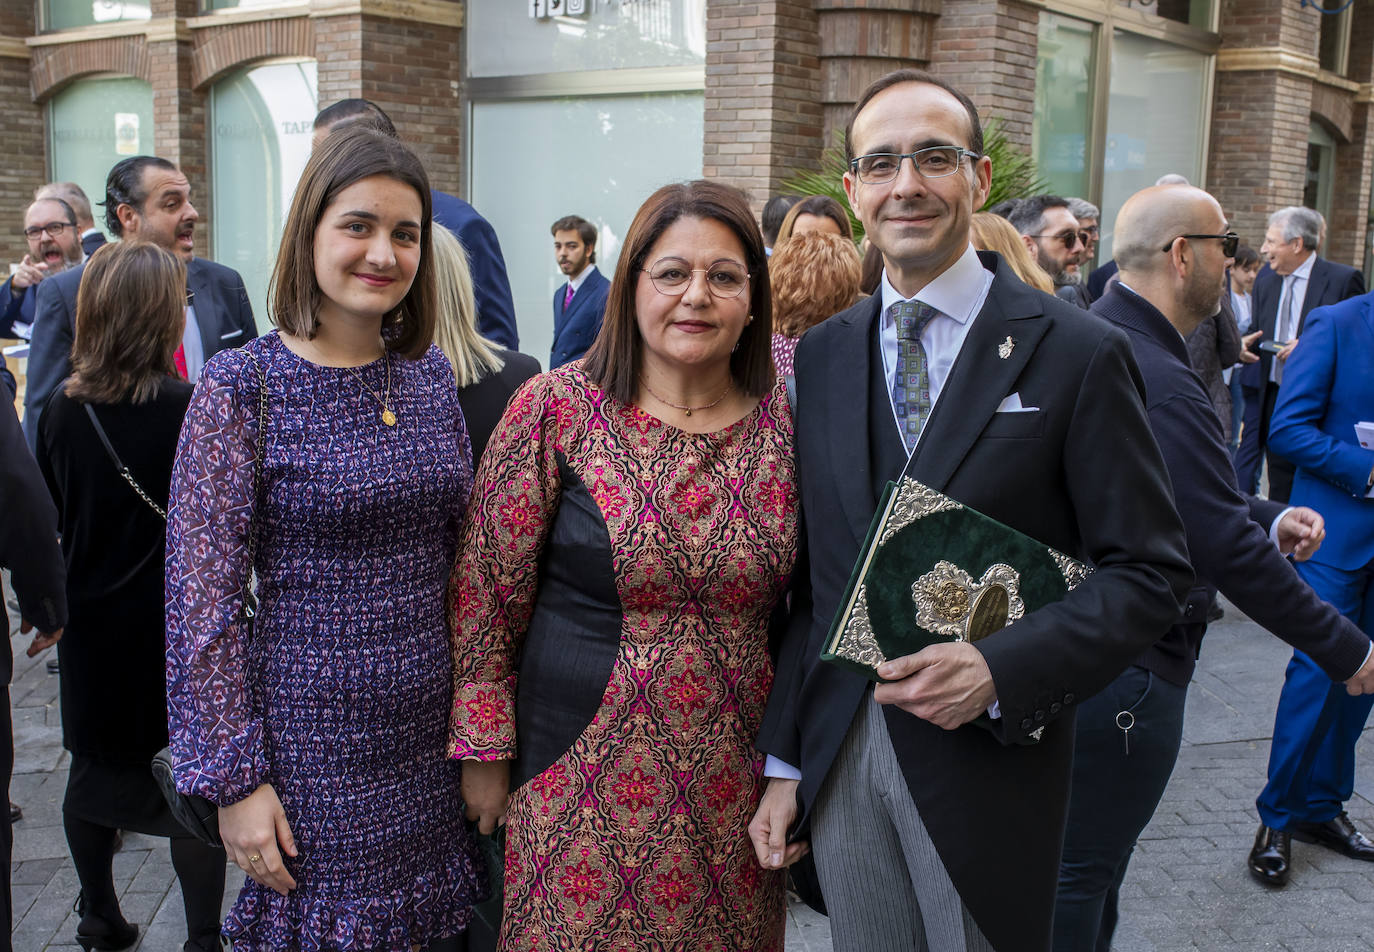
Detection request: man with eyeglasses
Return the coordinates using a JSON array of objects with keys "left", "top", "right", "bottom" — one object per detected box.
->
[
  {"left": 1007, "top": 195, "right": 1091, "bottom": 309},
  {"left": 2, "top": 197, "right": 84, "bottom": 343},
  {"left": 751, "top": 68, "right": 1190, "bottom": 952},
  {"left": 1059, "top": 184, "right": 1374, "bottom": 946},
  {"left": 1236, "top": 206, "right": 1365, "bottom": 502}
]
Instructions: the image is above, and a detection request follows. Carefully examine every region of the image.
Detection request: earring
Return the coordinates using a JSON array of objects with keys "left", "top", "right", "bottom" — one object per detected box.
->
[{"left": 747, "top": 314, "right": 753, "bottom": 324}]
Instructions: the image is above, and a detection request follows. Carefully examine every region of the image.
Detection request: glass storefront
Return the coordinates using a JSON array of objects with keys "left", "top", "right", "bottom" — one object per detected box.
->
[
  {"left": 1033, "top": 14, "right": 1095, "bottom": 201},
  {"left": 466, "top": 0, "right": 706, "bottom": 363},
  {"left": 43, "top": 0, "right": 150, "bottom": 31},
  {"left": 209, "top": 59, "right": 318, "bottom": 329},
  {"left": 48, "top": 75, "right": 154, "bottom": 240},
  {"left": 202, "top": 0, "right": 282, "bottom": 8}
]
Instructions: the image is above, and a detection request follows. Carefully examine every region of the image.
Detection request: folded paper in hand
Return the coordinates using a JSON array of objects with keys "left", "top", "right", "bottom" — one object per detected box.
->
[{"left": 822, "top": 478, "right": 1092, "bottom": 681}]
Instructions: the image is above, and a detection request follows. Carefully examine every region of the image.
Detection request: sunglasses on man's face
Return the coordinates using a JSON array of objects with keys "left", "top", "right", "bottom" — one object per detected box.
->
[{"left": 1032, "top": 230, "right": 1089, "bottom": 251}]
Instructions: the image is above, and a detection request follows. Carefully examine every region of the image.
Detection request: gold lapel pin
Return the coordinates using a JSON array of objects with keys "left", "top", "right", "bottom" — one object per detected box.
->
[{"left": 998, "top": 336, "right": 1015, "bottom": 360}]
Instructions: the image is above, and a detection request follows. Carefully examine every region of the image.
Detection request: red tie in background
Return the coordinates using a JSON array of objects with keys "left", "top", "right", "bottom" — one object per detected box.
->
[{"left": 174, "top": 343, "right": 188, "bottom": 380}]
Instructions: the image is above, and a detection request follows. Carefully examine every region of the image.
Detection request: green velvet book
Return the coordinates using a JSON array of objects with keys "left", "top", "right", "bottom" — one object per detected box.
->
[{"left": 821, "top": 477, "right": 1092, "bottom": 681}]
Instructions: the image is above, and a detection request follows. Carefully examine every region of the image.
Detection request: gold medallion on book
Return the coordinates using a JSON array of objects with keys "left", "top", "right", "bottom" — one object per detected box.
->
[{"left": 822, "top": 478, "right": 1092, "bottom": 680}]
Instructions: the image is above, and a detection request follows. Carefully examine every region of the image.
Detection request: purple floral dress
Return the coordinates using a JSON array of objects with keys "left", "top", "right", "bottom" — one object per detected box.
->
[{"left": 166, "top": 331, "right": 484, "bottom": 951}]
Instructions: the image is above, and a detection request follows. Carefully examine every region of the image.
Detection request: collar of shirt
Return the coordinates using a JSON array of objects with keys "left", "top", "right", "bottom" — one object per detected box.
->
[
  {"left": 566, "top": 265, "right": 594, "bottom": 295},
  {"left": 1289, "top": 251, "right": 1316, "bottom": 284},
  {"left": 877, "top": 242, "right": 994, "bottom": 421}
]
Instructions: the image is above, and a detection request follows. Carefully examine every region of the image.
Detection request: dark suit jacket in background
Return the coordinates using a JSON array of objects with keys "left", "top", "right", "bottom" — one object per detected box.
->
[
  {"left": 80, "top": 231, "right": 106, "bottom": 258},
  {"left": 432, "top": 190, "right": 520, "bottom": 351},
  {"left": 759, "top": 252, "right": 1192, "bottom": 952},
  {"left": 1094, "top": 286, "right": 1369, "bottom": 684},
  {"left": 456, "top": 349, "right": 541, "bottom": 465},
  {"left": 1087, "top": 259, "right": 1119, "bottom": 300},
  {"left": 0, "top": 278, "right": 37, "bottom": 340},
  {"left": 22, "top": 255, "right": 256, "bottom": 449},
  {"left": 1185, "top": 293, "right": 1242, "bottom": 443},
  {"left": 550, "top": 266, "right": 609, "bottom": 369}
]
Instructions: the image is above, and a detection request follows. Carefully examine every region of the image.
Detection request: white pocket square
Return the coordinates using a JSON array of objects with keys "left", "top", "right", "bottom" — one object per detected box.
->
[
  {"left": 996, "top": 392, "right": 1040, "bottom": 413},
  {"left": 220, "top": 329, "right": 245, "bottom": 340}
]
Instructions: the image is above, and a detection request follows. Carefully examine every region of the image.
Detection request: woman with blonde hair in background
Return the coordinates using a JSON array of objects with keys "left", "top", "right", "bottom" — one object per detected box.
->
[
  {"left": 971, "top": 211, "right": 1054, "bottom": 293},
  {"left": 430, "top": 223, "right": 541, "bottom": 464},
  {"left": 769, "top": 230, "right": 862, "bottom": 377}
]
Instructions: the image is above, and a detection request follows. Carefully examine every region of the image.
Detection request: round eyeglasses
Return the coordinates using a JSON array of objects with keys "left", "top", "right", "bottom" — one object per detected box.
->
[
  {"left": 642, "top": 258, "right": 750, "bottom": 299},
  {"left": 849, "top": 147, "right": 979, "bottom": 185}
]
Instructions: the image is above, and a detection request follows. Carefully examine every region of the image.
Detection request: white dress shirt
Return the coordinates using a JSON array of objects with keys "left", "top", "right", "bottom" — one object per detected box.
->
[
  {"left": 1271, "top": 252, "right": 1315, "bottom": 384},
  {"left": 182, "top": 301, "right": 205, "bottom": 383}
]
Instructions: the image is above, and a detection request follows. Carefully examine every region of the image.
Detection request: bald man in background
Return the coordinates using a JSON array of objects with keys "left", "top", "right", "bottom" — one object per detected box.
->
[{"left": 1054, "top": 185, "right": 1374, "bottom": 950}]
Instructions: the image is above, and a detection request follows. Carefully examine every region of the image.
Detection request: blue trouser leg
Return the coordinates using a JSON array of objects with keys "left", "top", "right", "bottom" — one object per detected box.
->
[
  {"left": 1227, "top": 373, "right": 1245, "bottom": 454},
  {"left": 1233, "top": 385, "right": 1265, "bottom": 493},
  {"left": 1257, "top": 558, "right": 1374, "bottom": 829},
  {"left": 1054, "top": 666, "right": 1188, "bottom": 952}
]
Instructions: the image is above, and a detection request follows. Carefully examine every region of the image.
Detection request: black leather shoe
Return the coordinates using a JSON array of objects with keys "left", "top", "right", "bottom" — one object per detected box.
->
[
  {"left": 45, "top": 656, "right": 59, "bottom": 675},
  {"left": 1248, "top": 824, "right": 1290, "bottom": 886},
  {"left": 1291, "top": 812, "right": 1374, "bottom": 860}
]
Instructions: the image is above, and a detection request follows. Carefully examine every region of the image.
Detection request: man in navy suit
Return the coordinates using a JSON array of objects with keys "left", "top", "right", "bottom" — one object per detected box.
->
[
  {"left": 35, "top": 182, "right": 106, "bottom": 258},
  {"left": 1235, "top": 206, "right": 1364, "bottom": 501},
  {"left": 23, "top": 156, "right": 257, "bottom": 448},
  {"left": 549, "top": 215, "right": 609, "bottom": 368},
  {"left": 2, "top": 196, "right": 84, "bottom": 342},
  {"left": 1059, "top": 185, "right": 1374, "bottom": 945},
  {"left": 313, "top": 99, "right": 520, "bottom": 350},
  {"left": 1248, "top": 289, "right": 1374, "bottom": 886}
]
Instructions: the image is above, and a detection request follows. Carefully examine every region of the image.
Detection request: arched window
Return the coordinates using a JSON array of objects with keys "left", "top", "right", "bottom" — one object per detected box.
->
[{"left": 209, "top": 59, "right": 318, "bottom": 327}]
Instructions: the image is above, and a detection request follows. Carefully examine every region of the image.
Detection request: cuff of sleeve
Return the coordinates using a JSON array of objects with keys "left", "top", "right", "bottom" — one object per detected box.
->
[
  {"left": 447, "top": 680, "right": 518, "bottom": 760},
  {"left": 1352, "top": 642, "right": 1374, "bottom": 682},
  {"left": 1269, "top": 506, "right": 1295, "bottom": 546},
  {"left": 987, "top": 700, "right": 1002, "bottom": 720},
  {"left": 763, "top": 755, "right": 801, "bottom": 781}
]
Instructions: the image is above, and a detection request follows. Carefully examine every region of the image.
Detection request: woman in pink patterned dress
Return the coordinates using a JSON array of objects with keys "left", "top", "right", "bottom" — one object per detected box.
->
[{"left": 450, "top": 180, "right": 799, "bottom": 951}]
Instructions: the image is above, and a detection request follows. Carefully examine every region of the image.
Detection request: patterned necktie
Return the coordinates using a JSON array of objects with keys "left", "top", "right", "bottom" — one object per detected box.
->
[
  {"left": 564, "top": 283, "right": 575, "bottom": 309},
  {"left": 1274, "top": 275, "right": 1295, "bottom": 385},
  {"left": 890, "top": 300, "right": 938, "bottom": 452}
]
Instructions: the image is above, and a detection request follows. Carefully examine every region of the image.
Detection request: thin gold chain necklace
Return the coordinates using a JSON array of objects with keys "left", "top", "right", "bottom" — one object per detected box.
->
[
  {"left": 343, "top": 351, "right": 396, "bottom": 426},
  {"left": 640, "top": 376, "right": 731, "bottom": 418}
]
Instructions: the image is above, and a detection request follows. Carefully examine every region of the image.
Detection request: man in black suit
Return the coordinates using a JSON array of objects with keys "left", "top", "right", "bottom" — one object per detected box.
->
[
  {"left": 0, "top": 396, "right": 66, "bottom": 951},
  {"left": 749, "top": 69, "right": 1192, "bottom": 952},
  {"left": 35, "top": 182, "right": 106, "bottom": 258},
  {"left": 1059, "top": 184, "right": 1374, "bottom": 949},
  {"left": 1234, "top": 206, "right": 1364, "bottom": 501},
  {"left": 23, "top": 156, "right": 257, "bottom": 448}
]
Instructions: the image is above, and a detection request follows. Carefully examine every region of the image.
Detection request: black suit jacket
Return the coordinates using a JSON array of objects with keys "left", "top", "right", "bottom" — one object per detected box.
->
[
  {"left": 759, "top": 253, "right": 1192, "bottom": 952},
  {"left": 1240, "top": 256, "right": 1364, "bottom": 390},
  {"left": 1094, "top": 286, "right": 1369, "bottom": 685},
  {"left": 80, "top": 231, "right": 106, "bottom": 258},
  {"left": 23, "top": 256, "right": 256, "bottom": 448},
  {"left": 0, "top": 397, "right": 65, "bottom": 686}
]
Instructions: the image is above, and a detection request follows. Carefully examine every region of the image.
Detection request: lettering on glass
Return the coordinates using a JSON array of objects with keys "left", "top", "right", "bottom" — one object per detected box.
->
[{"left": 114, "top": 113, "right": 140, "bottom": 155}]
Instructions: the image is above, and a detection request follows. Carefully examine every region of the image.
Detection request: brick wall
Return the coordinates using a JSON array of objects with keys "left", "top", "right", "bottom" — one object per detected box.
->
[
  {"left": 929, "top": 0, "right": 1038, "bottom": 150},
  {"left": 0, "top": 56, "right": 44, "bottom": 271},
  {"left": 1325, "top": 6, "right": 1374, "bottom": 266},
  {"left": 703, "top": 0, "right": 824, "bottom": 210}
]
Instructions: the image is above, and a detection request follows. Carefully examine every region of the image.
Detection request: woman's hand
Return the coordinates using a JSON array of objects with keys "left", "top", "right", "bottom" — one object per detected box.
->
[
  {"left": 219, "top": 784, "right": 299, "bottom": 895},
  {"left": 462, "top": 759, "right": 511, "bottom": 835}
]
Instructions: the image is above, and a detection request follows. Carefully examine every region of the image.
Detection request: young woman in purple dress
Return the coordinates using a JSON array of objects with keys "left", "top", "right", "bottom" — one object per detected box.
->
[{"left": 165, "top": 125, "right": 483, "bottom": 951}]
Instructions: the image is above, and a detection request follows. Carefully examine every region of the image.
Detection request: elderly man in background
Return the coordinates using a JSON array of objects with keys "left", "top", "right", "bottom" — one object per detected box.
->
[
  {"left": 1236, "top": 206, "right": 1364, "bottom": 501},
  {"left": 1057, "top": 183, "right": 1374, "bottom": 949}
]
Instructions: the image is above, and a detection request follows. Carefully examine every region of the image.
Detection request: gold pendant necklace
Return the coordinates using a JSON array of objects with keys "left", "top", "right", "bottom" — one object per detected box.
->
[
  {"left": 344, "top": 351, "right": 396, "bottom": 426},
  {"left": 640, "top": 376, "right": 732, "bottom": 418}
]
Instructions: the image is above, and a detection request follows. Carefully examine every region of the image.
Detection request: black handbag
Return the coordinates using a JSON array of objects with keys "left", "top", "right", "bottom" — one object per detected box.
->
[{"left": 148, "top": 352, "right": 268, "bottom": 848}]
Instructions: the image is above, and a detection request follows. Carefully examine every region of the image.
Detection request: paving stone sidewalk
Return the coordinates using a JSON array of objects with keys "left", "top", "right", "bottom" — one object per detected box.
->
[{"left": 8, "top": 594, "right": 1373, "bottom": 950}]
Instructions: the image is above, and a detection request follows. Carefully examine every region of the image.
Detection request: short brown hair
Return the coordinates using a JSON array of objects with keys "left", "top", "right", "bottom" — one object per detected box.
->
[
  {"left": 582, "top": 180, "right": 773, "bottom": 403},
  {"left": 551, "top": 215, "right": 597, "bottom": 263},
  {"left": 770, "top": 232, "right": 862, "bottom": 338},
  {"left": 269, "top": 124, "right": 435, "bottom": 359},
  {"left": 844, "top": 69, "right": 984, "bottom": 163},
  {"left": 66, "top": 241, "right": 185, "bottom": 405}
]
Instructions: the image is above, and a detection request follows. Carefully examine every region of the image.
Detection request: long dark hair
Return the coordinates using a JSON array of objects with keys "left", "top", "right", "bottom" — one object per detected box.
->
[
  {"left": 268, "top": 125, "right": 435, "bottom": 359},
  {"left": 582, "top": 180, "right": 774, "bottom": 403}
]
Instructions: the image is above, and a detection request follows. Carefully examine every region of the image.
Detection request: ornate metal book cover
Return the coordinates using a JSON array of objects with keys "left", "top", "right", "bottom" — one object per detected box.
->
[{"left": 821, "top": 477, "right": 1092, "bottom": 681}]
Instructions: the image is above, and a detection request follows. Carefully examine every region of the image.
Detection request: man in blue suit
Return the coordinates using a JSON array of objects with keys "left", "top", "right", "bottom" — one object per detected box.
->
[
  {"left": 2, "top": 196, "right": 84, "bottom": 341},
  {"left": 313, "top": 99, "right": 520, "bottom": 350},
  {"left": 549, "top": 215, "right": 609, "bottom": 368},
  {"left": 1249, "top": 290, "right": 1374, "bottom": 886},
  {"left": 1235, "top": 207, "right": 1364, "bottom": 501}
]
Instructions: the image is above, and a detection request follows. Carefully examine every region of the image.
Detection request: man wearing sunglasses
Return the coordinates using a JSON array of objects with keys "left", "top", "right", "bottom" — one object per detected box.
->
[{"left": 1, "top": 197, "right": 84, "bottom": 342}]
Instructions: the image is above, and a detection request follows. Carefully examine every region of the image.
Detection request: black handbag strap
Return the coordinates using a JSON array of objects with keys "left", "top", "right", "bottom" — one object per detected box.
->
[{"left": 84, "top": 403, "right": 168, "bottom": 521}]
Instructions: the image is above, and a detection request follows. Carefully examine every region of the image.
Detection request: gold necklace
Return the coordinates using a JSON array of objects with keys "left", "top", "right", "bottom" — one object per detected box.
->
[
  {"left": 344, "top": 351, "right": 396, "bottom": 426},
  {"left": 640, "top": 376, "right": 732, "bottom": 418}
]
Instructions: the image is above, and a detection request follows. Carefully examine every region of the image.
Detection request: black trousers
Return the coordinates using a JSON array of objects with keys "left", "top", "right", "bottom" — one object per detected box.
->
[
  {"left": 1054, "top": 666, "right": 1188, "bottom": 952},
  {"left": 1, "top": 684, "right": 13, "bottom": 952}
]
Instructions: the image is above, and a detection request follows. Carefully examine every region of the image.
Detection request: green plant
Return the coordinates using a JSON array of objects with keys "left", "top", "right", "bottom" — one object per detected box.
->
[{"left": 782, "top": 119, "right": 1051, "bottom": 244}]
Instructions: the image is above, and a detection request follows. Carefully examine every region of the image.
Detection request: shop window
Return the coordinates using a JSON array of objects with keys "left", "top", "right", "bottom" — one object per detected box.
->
[
  {"left": 1033, "top": 13, "right": 1095, "bottom": 202},
  {"left": 209, "top": 59, "right": 317, "bottom": 328},
  {"left": 48, "top": 75, "right": 153, "bottom": 238},
  {"left": 201, "top": 0, "right": 283, "bottom": 9},
  {"left": 43, "top": 0, "right": 150, "bottom": 31},
  {"left": 467, "top": 0, "right": 705, "bottom": 78},
  {"left": 469, "top": 93, "right": 703, "bottom": 362},
  {"left": 1304, "top": 121, "right": 1336, "bottom": 227},
  {"left": 1318, "top": 3, "right": 1352, "bottom": 76},
  {"left": 1114, "top": 0, "right": 1214, "bottom": 29}
]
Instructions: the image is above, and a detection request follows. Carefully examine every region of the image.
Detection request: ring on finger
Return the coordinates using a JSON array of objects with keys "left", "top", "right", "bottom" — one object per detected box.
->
[{"left": 247, "top": 853, "right": 262, "bottom": 865}]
